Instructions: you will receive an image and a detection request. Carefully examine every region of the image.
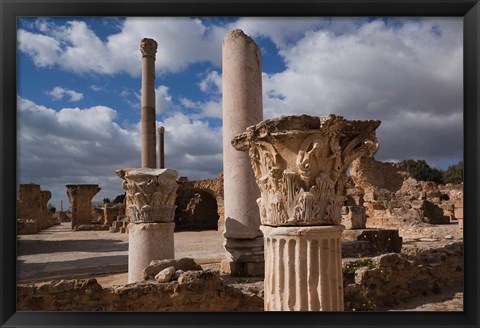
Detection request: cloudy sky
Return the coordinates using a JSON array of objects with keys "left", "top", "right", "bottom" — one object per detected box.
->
[{"left": 17, "top": 17, "right": 463, "bottom": 209}]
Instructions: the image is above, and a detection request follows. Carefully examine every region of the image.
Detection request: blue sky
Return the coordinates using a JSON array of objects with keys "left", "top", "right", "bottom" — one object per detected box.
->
[{"left": 17, "top": 17, "right": 463, "bottom": 209}]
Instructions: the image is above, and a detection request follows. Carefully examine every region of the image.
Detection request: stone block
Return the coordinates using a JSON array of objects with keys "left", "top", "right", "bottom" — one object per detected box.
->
[{"left": 341, "top": 206, "right": 366, "bottom": 229}]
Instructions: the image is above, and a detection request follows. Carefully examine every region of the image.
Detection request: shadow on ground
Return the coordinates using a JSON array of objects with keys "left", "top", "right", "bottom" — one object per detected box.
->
[
  {"left": 17, "top": 255, "right": 128, "bottom": 282},
  {"left": 17, "top": 239, "right": 128, "bottom": 256}
]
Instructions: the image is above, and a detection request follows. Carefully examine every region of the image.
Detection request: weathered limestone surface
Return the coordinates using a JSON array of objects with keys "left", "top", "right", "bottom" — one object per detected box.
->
[
  {"left": 350, "top": 156, "right": 408, "bottom": 193},
  {"left": 454, "top": 199, "right": 463, "bottom": 230},
  {"left": 232, "top": 114, "right": 380, "bottom": 227},
  {"left": 17, "top": 184, "right": 57, "bottom": 232},
  {"left": 103, "top": 203, "right": 125, "bottom": 225},
  {"left": 233, "top": 114, "right": 380, "bottom": 311},
  {"left": 128, "top": 222, "right": 175, "bottom": 283},
  {"left": 140, "top": 38, "right": 157, "bottom": 168},
  {"left": 177, "top": 173, "right": 224, "bottom": 229},
  {"left": 66, "top": 184, "right": 101, "bottom": 228},
  {"left": 116, "top": 168, "right": 178, "bottom": 223},
  {"left": 17, "top": 271, "right": 263, "bottom": 311},
  {"left": 343, "top": 242, "right": 463, "bottom": 311},
  {"left": 116, "top": 167, "right": 178, "bottom": 283},
  {"left": 222, "top": 29, "right": 264, "bottom": 276},
  {"left": 17, "top": 184, "right": 42, "bottom": 232},
  {"left": 341, "top": 206, "right": 366, "bottom": 230},
  {"left": 262, "top": 225, "right": 344, "bottom": 311}
]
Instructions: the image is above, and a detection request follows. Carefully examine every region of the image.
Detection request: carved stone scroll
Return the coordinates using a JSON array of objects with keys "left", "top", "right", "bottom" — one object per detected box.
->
[
  {"left": 116, "top": 168, "right": 178, "bottom": 223},
  {"left": 232, "top": 114, "right": 380, "bottom": 227}
]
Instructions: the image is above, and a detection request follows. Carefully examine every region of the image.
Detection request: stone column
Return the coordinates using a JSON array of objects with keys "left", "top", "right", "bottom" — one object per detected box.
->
[
  {"left": 232, "top": 114, "right": 380, "bottom": 311},
  {"left": 66, "top": 184, "right": 101, "bottom": 228},
  {"left": 140, "top": 38, "right": 158, "bottom": 169},
  {"left": 158, "top": 126, "right": 165, "bottom": 169},
  {"left": 116, "top": 168, "right": 178, "bottom": 283},
  {"left": 221, "top": 29, "right": 264, "bottom": 276}
]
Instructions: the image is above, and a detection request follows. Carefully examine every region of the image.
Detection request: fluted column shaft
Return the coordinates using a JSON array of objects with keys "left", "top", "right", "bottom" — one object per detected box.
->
[{"left": 261, "top": 225, "right": 344, "bottom": 311}]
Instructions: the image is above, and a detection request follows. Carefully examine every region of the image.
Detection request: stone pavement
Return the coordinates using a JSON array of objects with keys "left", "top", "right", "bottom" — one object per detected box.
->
[{"left": 17, "top": 222, "right": 224, "bottom": 283}]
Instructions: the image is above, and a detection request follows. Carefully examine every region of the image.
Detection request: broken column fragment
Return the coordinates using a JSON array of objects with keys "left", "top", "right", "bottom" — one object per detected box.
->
[
  {"left": 232, "top": 114, "right": 380, "bottom": 311},
  {"left": 116, "top": 168, "right": 178, "bottom": 283},
  {"left": 221, "top": 29, "right": 264, "bottom": 276}
]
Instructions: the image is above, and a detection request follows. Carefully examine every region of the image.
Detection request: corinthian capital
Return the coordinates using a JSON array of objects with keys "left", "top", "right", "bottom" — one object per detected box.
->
[
  {"left": 232, "top": 114, "right": 380, "bottom": 226},
  {"left": 116, "top": 168, "right": 178, "bottom": 223},
  {"left": 140, "top": 38, "right": 158, "bottom": 59}
]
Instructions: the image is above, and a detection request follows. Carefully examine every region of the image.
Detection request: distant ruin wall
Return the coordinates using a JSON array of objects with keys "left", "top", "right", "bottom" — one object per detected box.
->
[
  {"left": 350, "top": 157, "right": 408, "bottom": 193},
  {"left": 176, "top": 173, "right": 224, "bottom": 230}
]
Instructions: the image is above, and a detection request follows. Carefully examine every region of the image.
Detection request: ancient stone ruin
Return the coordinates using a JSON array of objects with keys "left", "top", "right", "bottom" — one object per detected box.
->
[
  {"left": 175, "top": 173, "right": 224, "bottom": 231},
  {"left": 16, "top": 30, "right": 464, "bottom": 314},
  {"left": 232, "top": 114, "right": 380, "bottom": 311},
  {"left": 65, "top": 184, "right": 101, "bottom": 229},
  {"left": 221, "top": 29, "right": 264, "bottom": 277},
  {"left": 349, "top": 156, "right": 463, "bottom": 229},
  {"left": 17, "top": 183, "right": 59, "bottom": 234}
]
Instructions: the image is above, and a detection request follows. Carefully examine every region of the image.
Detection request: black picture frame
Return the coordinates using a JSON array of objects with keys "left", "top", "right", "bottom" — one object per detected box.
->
[{"left": 1, "top": 1, "right": 478, "bottom": 327}]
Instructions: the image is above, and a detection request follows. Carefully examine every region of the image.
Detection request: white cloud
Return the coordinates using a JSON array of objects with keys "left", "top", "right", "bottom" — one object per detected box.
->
[
  {"left": 47, "top": 86, "right": 84, "bottom": 102},
  {"left": 198, "top": 70, "right": 222, "bottom": 94},
  {"left": 18, "top": 17, "right": 225, "bottom": 77},
  {"left": 17, "top": 96, "right": 224, "bottom": 209},
  {"left": 155, "top": 85, "right": 173, "bottom": 113},
  {"left": 17, "top": 29, "right": 61, "bottom": 67},
  {"left": 258, "top": 18, "right": 463, "bottom": 167}
]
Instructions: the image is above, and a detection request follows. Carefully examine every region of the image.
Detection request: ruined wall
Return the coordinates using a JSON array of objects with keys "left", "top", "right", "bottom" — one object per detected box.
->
[
  {"left": 104, "top": 203, "right": 125, "bottom": 225},
  {"left": 17, "top": 184, "right": 57, "bottom": 232},
  {"left": 343, "top": 242, "right": 463, "bottom": 310},
  {"left": 66, "top": 184, "right": 101, "bottom": 228},
  {"left": 176, "top": 173, "right": 224, "bottom": 229},
  {"left": 17, "top": 270, "right": 262, "bottom": 312},
  {"left": 349, "top": 158, "right": 462, "bottom": 229},
  {"left": 350, "top": 157, "right": 408, "bottom": 193}
]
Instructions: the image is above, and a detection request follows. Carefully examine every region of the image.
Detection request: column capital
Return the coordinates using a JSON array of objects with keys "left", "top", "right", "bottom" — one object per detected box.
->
[
  {"left": 116, "top": 168, "right": 178, "bottom": 223},
  {"left": 232, "top": 114, "right": 380, "bottom": 226},
  {"left": 157, "top": 126, "right": 165, "bottom": 134},
  {"left": 140, "top": 38, "right": 158, "bottom": 59}
]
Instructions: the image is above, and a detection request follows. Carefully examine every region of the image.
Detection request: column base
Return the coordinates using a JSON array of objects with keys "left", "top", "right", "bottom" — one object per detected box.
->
[
  {"left": 220, "top": 259, "right": 265, "bottom": 277},
  {"left": 128, "top": 222, "right": 175, "bottom": 283},
  {"left": 261, "top": 225, "right": 345, "bottom": 311},
  {"left": 221, "top": 236, "right": 264, "bottom": 276}
]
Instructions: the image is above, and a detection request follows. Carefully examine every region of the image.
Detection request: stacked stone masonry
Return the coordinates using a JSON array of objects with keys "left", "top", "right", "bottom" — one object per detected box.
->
[
  {"left": 17, "top": 184, "right": 59, "bottom": 234},
  {"left": 66, "top": 184, "right": 101, "bottom": 228}
]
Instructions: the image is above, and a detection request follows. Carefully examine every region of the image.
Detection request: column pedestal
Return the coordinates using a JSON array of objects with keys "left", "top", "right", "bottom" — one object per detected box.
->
[
  {"left": 128, "top": 222, "right": 175, "bottom": 283},
  {"left": 261, "top": 225, "right": 344, "bottom": 311},
  {"left": 220, "top": 236, "right": 264, "bottom": 276}
]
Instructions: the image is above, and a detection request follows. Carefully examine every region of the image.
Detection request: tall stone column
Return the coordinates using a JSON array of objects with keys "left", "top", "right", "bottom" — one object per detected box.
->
[
  {"left": 116, "top": 168, "right": 178, "bottom": 283},
  {"left": 158, "top": 126, "right": 165, "bottom": 169},
  {"left": 140, "top": 38, "right": 157, "bottom": 169},
  {"left": 66, "top": 184, "right": 101, "bottom": 228},
  {"left": 232, "top": 114, "right": 380, "bottom": 311},
  {"left": 221, "top": 29, "right": 264, "bottom": 276}
]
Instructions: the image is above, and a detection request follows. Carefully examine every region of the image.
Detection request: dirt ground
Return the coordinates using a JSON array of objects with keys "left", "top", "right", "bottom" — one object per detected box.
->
[{"left": 16, "top": 221, "right": 463, "bottom": 311}]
